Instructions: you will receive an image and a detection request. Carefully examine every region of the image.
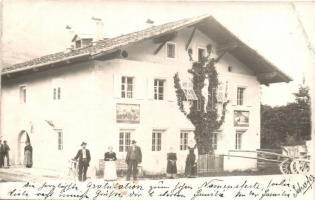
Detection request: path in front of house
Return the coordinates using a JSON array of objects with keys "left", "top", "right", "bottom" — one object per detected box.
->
[
  {"left": 0, "top": 166, "right": 134, "bottom": 182},
  {"left": 0, "top": 166, "right": 64, "bottom": 182},
  {"left": 0, "top": 165, "right": 281, "bottom": 182}
]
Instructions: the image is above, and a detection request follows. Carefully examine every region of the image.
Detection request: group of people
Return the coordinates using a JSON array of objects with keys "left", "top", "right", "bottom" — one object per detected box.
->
[
  {"left": 0, "top": 139, "right": 32, "bottom": 169},
  {"left": 166, "top": 144, "right": 197, "bottom": 179},
  {"left": 73, "top": 140, "right": 197, "bottom": 182},
  {"left": 0, "top": 140, "right": 10, "bottom": 168},
  {"left": 73, "top": 140, "right": 143, "bottom": 182}
]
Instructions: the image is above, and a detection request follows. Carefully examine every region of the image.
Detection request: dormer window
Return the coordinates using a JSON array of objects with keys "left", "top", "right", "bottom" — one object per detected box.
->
[
  {"left": 198, "top": 47, "right": 206, "bottom": 62},
  {"left": 72, "top": 34, "right": 93, "bottom": 49},
  {"left": 75, "top": 40, "right": 82, "bottom": 48},
  {"left": 166, "top": 42, "right": 176, "bottom": 58}
]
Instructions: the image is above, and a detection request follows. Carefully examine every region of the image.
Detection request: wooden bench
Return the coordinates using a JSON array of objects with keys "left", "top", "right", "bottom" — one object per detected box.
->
[{"left": 99, "top": 159, "right": 143, "bottom": 177}]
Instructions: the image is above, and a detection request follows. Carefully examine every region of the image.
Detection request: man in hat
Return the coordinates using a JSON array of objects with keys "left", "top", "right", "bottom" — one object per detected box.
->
[
  {"left": 3, "top": 140, "right": 10, "bottom": 167},
  {"left": 125, "top": 140, "right": 142, "bottom": 181},
  {"left": 73, "top": 142, "right": 91, "bottom": 181}
]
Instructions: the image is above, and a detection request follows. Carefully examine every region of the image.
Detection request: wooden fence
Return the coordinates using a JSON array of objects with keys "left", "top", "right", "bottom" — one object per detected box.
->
[
  {"left": 197, "top": 154, "right": 224, "bottom": 174},
  {"left": 257, "top": 149, "right": 282, "bottom": 170}
]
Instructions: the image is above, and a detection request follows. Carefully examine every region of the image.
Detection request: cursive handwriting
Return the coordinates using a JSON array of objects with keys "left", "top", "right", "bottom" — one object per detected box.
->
[
  {"left": 5, "top": 175, "right": 314, "bottom": 199},
  {"left": 292, "top": 175, "right": 315, "bottom": 197}
]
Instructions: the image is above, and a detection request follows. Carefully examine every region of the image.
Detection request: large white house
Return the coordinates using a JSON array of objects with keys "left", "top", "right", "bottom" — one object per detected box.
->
[{"left": 0, "top": 15, "right": 291, "bottom": 175}]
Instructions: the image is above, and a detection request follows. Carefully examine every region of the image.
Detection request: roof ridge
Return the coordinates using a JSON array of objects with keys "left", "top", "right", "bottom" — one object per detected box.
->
[{"left": 2, "top": 14, "right": 212, "bottom": 73}]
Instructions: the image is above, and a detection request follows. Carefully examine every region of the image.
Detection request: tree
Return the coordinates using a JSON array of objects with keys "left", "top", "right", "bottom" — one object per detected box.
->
[
  {"left": 293, "top": 84, "right": 311, "bottom": 141},
  {"left": 173, "top": 45, "right": 229, "bottom": 155},
  {"left": 261, "top": 84, "right": 311, "bottom": 148}
]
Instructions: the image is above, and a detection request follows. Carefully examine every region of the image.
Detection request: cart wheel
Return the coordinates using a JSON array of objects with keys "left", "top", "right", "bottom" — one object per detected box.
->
[
  {"left": 290, "top": 159, "right": 310, "bottom": 174},
  {"left": 280, "top": 159, "right": 292, "bottom": 174}
]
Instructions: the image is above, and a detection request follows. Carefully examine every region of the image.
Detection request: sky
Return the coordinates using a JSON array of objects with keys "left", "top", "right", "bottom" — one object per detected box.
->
[{"left": 2, "top": 0, "right": 315, "bottom": 106}]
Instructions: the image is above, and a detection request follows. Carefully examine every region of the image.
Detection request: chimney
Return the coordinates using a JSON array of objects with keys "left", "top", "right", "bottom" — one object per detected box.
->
[
  {"left": 145, "top": 19, "right": 155, "bottom": 28},
  {"left": 65, "top": 25, "right": 75, "bottom": 51},
  {"left": 91, "top": 17, "right": 104, "bottom": 41}
]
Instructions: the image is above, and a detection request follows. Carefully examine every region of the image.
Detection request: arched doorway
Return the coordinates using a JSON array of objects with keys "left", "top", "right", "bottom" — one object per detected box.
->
[{"left": 17, "top": 130, "right": 30, "bottom": 165}]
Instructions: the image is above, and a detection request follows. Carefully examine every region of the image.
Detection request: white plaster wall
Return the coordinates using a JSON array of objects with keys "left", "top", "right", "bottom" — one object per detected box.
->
[
  {"left": 1, "top": 61, "right": 101, "bottom": 172},
  {"left": 93, "top": 59, "right": 195, "bottom": 174},
  {"left": 1, "top": 26, "right": 262, "bottom": 173}
]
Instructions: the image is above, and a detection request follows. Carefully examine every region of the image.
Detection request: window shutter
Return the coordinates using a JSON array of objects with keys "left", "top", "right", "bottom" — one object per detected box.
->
[
  {"left": 135, "top": 77, "right": 146, "bottom": 100},
  {"left": 113, "top": 74, "right": 121, "bottom": 98},
  {"left": 244, "top": 87, "right": 251, "bottom": 106},
  {"left": 231, "top": 86, "right": 237, "bottom": 106},
  {"left": 147, "top": 78, "right": 154, "bottom": 100},
  {"left": 224, "top": 81, "right": 229, "bottom": 102},
  {"left": 217, "top": 82, "right": 224, "bottom": 103},
  {"left": 166, "top": 79, "right": 174, "bottom": 101}
]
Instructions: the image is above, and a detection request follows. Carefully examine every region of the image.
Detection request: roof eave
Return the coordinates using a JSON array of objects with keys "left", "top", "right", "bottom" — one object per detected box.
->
[{"left": 2, "top": 53, "right": 91, "bottom": 78}]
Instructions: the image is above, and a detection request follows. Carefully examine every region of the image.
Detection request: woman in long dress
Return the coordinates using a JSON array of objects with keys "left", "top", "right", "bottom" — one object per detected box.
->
[
  {"left": 185, "top": 143, "right": 197, "bottom": 177},
  {"left": 24, "top": 141, "right": 33, "bottom": 168},
  {"left": 166, "top": 147, "right": 177, "bottom": 178},
  {"left": 104, "top": 146, "right": 117, "bottom": 181}
]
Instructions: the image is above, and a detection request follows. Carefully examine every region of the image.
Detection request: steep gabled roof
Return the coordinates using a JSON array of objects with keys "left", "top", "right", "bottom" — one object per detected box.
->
[{"left": 2, "top": 14, "right": 292, "bottom": 84}]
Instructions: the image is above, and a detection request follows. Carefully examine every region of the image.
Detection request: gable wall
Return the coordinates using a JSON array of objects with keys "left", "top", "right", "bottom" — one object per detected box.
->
[{"left": 1, "top": 25, "right": 262, "bottom": 173}]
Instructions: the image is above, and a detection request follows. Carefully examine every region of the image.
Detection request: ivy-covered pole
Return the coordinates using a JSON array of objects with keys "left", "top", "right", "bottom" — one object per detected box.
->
[{"left": 174, "top": 44, "right": 229, "bottom": 155}]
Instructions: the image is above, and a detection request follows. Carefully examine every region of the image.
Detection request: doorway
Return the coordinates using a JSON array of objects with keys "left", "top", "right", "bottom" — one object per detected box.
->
[{"left": 17, "top": 130, "right": 30, "bottom": 165}]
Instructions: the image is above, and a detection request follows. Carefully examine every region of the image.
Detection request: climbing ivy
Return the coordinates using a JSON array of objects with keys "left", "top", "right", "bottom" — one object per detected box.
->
[{"left": 173, "top": 45, "right": 229, "bottom": 155}]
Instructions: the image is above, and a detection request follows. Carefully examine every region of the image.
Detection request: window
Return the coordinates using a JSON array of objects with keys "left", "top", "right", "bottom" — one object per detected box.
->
[
  {"left": 121, "top": 76, "right": 134, "bottom": 98},
  {"left": 19, "top": 86, "right": 27, "bottom": 103},
  {"left": 180, "top": 131, "right": 188, "bottom": 151},
  {"left": 217, "top": 82, "right": 224, "bottom": 102},
  {"left": 75, "top": 40, "right": 82, "bottom": 48},
  {"left": 237, "top": 87, "right": 245, "bottom": 105},
  {"left": 235, "top": 130, "right": 245, "bottom": 150},
  {"left": 152, "top": 131, "right": 162, "bottom": 151},
  {"left": 119, "top": 130, "right": 131, "bottom": 152},
  {"left": 154, "top": 79, "right": 165, "bottom": 100},
  {"left": 193, "top": 99, "right": 202, "bottom": 111},
  {"left": 211, "top": 133, "right": 218, "bottom": 150},
  {"left": 166, "top": 43, "right": 175, "bottom": 58},
  {"left": 198, "top": 48, "right": 206, "bottom": 62},
  {"left": 81, "top": 38, "right": 93, "bottom": 47},
  {"left": 53, "top": 87, "right": 61, "bottom": 100},
  {"left": 181, "top": 80, "right": 197, "bottom": 101},
  {"left": 56, "top": 130, "right": 63, "bottom": 150}
]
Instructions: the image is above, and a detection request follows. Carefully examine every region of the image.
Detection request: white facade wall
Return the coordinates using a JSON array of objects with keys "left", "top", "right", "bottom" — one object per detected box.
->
[{"left": 1, "top": 26, "right": 261, "bottom": 174}]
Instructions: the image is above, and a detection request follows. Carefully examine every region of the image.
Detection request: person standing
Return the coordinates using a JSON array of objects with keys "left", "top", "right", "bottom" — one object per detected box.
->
[
  {"left": 73, "top": 142, "right": 91, "bottom": 182},
  {"left": 125, "top": 140, "right": 142, "bottom": 181},
  {"left": 3, "top": 140, "right": 10, "bottom": 167},
  {"left": 166, "top": 147, "right": 177, "bottom": 178},
  {"left": 185, "top": 143, "right": 197, "bottom": 178},
  {"left": 0, "top": 140, "right": 4, "bottom": 168},
  {"left": 103, "top": 146, "right": 117, "bottom": 181},
  {"left": 24, "top": 141, "right": 33, "bottom": 168}
]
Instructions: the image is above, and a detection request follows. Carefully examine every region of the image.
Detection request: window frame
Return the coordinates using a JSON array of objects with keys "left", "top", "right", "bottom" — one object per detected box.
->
[
  {"left": 197, "top": 47, "right": 207, "bottom": 62},
  {"left": 154, "top": 79, "right": 165, "bottom": 100},
  {"left": 75, "top": 40, "right": 82, "bottom": 48},
  {"left": 152, "top": 130, "right": 163, "bottom": 151},
  {"left": 166, "top": 42, "right": 176, "bottom": 59},
  {"left": 53, "top": 87, "right": 61, "bottom": 100},
  {"left": 19, "top": 85, "right": 27, "bottom": 104},
  {"left": 121, "top": 76, "right": 134, "bottom": 99},
  {"left": 237, "top": 87, "right": 246, "bottom": 106},
  {"left": 55, "top": 129, "right": 63, "bottom": 150},
  {"left": 211, "top": 132, "right": 218, "bottom": 150},
  {"left": 119, "top": 129, "right": 132, "bottom": 152},
  {"left": 181, "top": 80, "right": 197, "bottom": 101},
  {"left": 235, "top": 130, "right": 245, "bottom": 150},
  {"left": 180, "top": 131, "right": 189, "bottom": 151}
]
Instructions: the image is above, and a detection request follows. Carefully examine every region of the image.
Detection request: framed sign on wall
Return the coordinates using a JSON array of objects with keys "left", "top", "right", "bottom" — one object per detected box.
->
[
  {"left": 116, "top": 103, "right": 140, "bottom": 123},
  {"left": 234, "top": 110, "right": 249, "bottom": 127}
]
